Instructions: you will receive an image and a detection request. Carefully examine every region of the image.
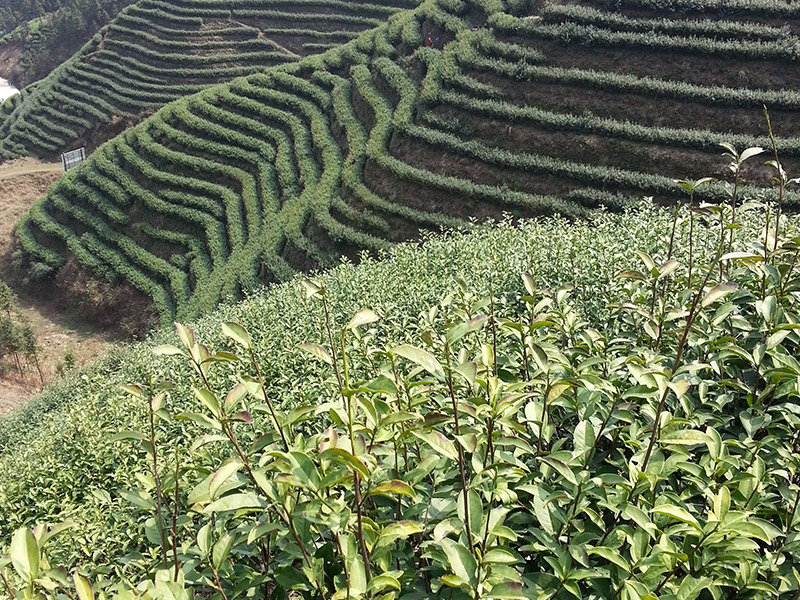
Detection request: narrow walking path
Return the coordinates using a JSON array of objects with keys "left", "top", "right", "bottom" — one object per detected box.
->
[{"left": 0, "top": 159, "right": 62, "bottom": 180}]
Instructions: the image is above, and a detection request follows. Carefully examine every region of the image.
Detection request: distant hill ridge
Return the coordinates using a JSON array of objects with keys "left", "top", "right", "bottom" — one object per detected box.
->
[{"left": 13, "top": 0, "right": 800, "bottom": 330}]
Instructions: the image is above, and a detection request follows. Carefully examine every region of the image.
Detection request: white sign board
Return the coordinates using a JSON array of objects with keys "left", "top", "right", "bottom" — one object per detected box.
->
[
  {"left": 0, "top": 77, "right": 18, "bottom": 102},
  {"left": 61, "top": 148, "right": 86, "bottom": 172}
]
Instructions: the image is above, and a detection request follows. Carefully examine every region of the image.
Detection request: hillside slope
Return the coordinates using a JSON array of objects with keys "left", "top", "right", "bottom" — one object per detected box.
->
[
  {"left": 14, "top": 0, "right": 800, "bottom": 328},
  {"left": 0, "top": 0, "right": 419, "bottom": 160}
]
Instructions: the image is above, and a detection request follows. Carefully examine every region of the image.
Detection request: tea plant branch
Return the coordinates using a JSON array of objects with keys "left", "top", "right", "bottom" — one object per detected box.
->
[
  {"left": 146, "top": 384, "right": 169, "bottom": 571},
  {"left": 558, "top": 398, "right": 619, "bottom": 540},
  {"left": 189, "top": 352, "right": 321, "bottom": 591},
  {"left": 641, "top": 236, "right": 725, "bottom": 473},
  {"left": 172, "top": 441, "right": 181, "bottom": 581},
  {"left": 654, "top": 523, "right": 718, "bottom": 593},
  {"left": 56, "top": 584, "right": 76, "bottom": 600},
  {"left": 319, "top": 290, "right": 372, "bottom": 582},
  {"left": 209, "top": 561, "right": 229, "bottom": 600},
  {"left": 260, "top": 537, "right": 271, "bottom": 600},
  {"left": 764, "top": 107, "right": 784, "bottom": 257},
  {"left": 445, "top": 340, "right": 475, "bottom": 554},
  {"left": 1, "top": 569, "right": 14, "bottom": 599},
  {"left": 786, "top": 486, "right": 800, "bottom": 537},
  {"left": 248, "top": 349, "right": 289, "bottom": 451},
  {"left": 536, "top": 373, "right": 551, "bottom": 458},
  {"left": 779, "top": 247, "right": 799, "bottom": 297}
]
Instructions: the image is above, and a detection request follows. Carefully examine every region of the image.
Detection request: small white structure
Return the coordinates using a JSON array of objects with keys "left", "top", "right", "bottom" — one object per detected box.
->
[
  {"left": 0, "top": 77, "right": 18, "bottom": 102},
  {"left": 61, "top": 148, "right": 86, "bottom": 172}
]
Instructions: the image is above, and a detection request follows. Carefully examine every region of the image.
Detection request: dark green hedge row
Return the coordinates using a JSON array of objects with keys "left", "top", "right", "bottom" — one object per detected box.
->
[{"left": 493, "top": 13, "right": 800, "bottom": 61}]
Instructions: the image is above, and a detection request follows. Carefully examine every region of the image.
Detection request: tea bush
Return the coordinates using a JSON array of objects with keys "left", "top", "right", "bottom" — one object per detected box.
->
[{"left": 2, "top": 167, "right": 800, "bottom": 598}]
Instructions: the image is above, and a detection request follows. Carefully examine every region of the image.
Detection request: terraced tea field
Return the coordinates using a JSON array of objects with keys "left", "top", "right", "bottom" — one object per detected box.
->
[
  {"left": 14, "top": 0, "right": 800, "bottom": 326},
  {"left": 0, "top": 0, "right": 419, "bottom": 159}
]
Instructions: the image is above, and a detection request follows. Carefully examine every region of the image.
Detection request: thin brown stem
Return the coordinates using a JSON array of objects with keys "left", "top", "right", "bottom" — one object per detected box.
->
[
  {"left": 1, "top": 570, "right": 15, "bottom": 599},
  {"left": 642, "top": 239, "right": 723, "bottom": 473},
  {"left": 210, "top": 563, "right": 229, "bottom": 600},
  {"left": 172, "top": 442, "right": 181, "bottom": 581},
  {"left": 765, "top": 107, "right": 784, "bottom": 257},
  {"left": 353, "top": 472, "right": 372, "bottom": 580},
  {"left": 250, "top": 350, "right": 289, "bottom": 451},
  {"left": 655, "top": 525, "right": 717, "bottom": 593},
  {"left": 260, "top": 538, "right": 271, "bottom": 600},
  {"left": 147, "top": 387, "right": 169, "bottom": 571},
  {"left": 786, "top": 487, "right": 800, "bottom": 537},
  {"left": 666, "top": 200, "right": 681, "bottom": 262},
  {"left": 445, "top": 341, "right": 474, "bottom": 553},
  {"left": 57, "top": 585, "right": 76, "bottom": 600},
  {"left": 688, "top": 191, "right": 695, "bottom": 287}
]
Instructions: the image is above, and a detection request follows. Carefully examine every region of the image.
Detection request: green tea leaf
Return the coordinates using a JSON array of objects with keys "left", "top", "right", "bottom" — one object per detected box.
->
[
  {"left": 702, "top": 283, "right": 737, "bottom": 308},
  {"left": 488, "top": 581, "right": 526, "bottom": 599},
  {"left": 298, "top": 343, "right": 332, "bottom": 365},
  {"left": 440, "top": 538, "right": 477, "bottom": 587},
  {"left": 73, "top": 571, "right": 94, "bottom": 600},
  {"left": 376, "top": 521, "right": 424, "bottom": 548},
  {"left": 483, "top": 548, "right": 517, "bottom": 564},
  {"left": 10, "top": 528, "right": 39, "bottom": 583},
  {"left": 347, "top": 308, "right": 380, "bottom": 330},
  {"left": 446, "top": 315, "right": 487, "bottom": 345},
  {"left": 660, "top": 429, "right": 709, "bottom": 446},
  {"left": 367, "top": 574, "right": 401, "bottom": 594},
  {"left": 391, "top": 344, "right": 445, "bottom": 380},
  {"left": 370, "top": 480, "right": 415, "bottom": 499},
  {"left": 212, "top": 532, "right": 234, "bottom": 570},
  {"left": 222, "top": 321, "right": 252, "bottom": 350},
  {"left": 194, "top": 388, "right": 221, "bottom": 417},
  {"left": 573, "top": 420, "right": 595, "bottom": 461},
  {"left": 412, "top": 429, "right": 458, "bottom": 461},
  {"left": 209, "top": 460, "right": 243, "bottom": 501},
  {"left": 320, "top": 448, "right": 370, "bottom": 479},
  {"left": 589, "top": 547, "right": 629, "bottom": 572},
  {"left": 539, "top": 456, "right": 578, "bottom": 486},
  {"left": 175, "top": 322, "right": 196, "bottom": 350},
  {"left": 652, "top": 504, "right": 701, "bottom": 530},
  {"left": 205, "top": 493, "right": 267, "bottom": 513}
]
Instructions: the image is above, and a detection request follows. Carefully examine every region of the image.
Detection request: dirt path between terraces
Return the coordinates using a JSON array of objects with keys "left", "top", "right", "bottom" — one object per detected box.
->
[
  {"left": 0, "top": 158, "right": 62, "bottom": 180},
  {"left": 0, "top": 159, "right": 111, "bottom": 416}
]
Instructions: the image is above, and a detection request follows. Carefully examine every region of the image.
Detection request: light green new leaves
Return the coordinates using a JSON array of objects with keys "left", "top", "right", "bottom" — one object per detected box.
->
[
  {"left": 222, "top": 321, "right": 252, "bottom": 350},
  {"left": 10, "top": 527, "right": 39, "bottom": 583},
  {"left": 573, "top": 420, "right": 595, "bottom": 461},
  {"left": 73, "top": 571, "right": 94, "bottom": 600},
  {"left": 652, "top": 504, "right": 701, "bottom": 531},
  {"left": 347, "top": 309, "right": 380, "bottom": 330},
  {"left": 440, "top": 538, "right": 477, "bottom": 588},
  {"left": 375, "top": 521, "right": 424, "bottom": 549},
  {"left": 411, "top": 429, "right": 458, "bottom": 461},
  {"left": 209, "top": 460, "right": 243, "bottom": 500},
  {"left": 391, "top": 345, "right": 444, "bottom": 381}
]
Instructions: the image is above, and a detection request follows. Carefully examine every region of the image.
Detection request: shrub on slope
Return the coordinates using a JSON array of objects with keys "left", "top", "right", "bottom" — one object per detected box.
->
[{"left": 1, "top": 195, "right": 800, "bottom": 598}]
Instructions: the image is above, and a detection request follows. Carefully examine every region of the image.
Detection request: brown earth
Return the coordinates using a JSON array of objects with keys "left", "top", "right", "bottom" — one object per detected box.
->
[
  {"left": 0, "top": 159, "right": 112, "bottom": 416},
  {"left": 0, "top": 39, "right": 23, "bottom": 83}
]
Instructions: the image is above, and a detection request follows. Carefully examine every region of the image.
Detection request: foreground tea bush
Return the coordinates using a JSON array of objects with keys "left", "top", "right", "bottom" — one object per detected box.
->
[
  {"left": 2, "top": 146, "right": 800, "bottom": 598},
  {"left": 3, "top": 192, "right": 800, "bottom": 598}
]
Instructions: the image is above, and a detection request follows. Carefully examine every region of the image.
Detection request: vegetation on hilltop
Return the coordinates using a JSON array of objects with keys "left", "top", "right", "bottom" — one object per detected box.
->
[
  {"left": 1, "top": 187, "right": 800, "bottom": 597},
  {"left": 0, "top": 0, "right": 420, "bottom": 160},
  {"left": 0, "top": 0, "right": 136, "bottom": 87},
  {"left": 12, "top": 0, "right": 800, "bottom": 332}
]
